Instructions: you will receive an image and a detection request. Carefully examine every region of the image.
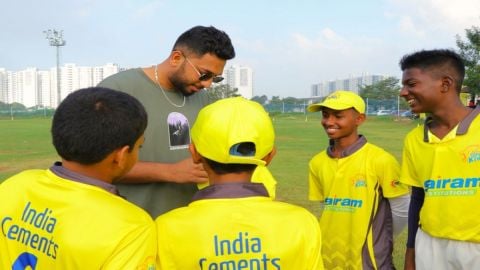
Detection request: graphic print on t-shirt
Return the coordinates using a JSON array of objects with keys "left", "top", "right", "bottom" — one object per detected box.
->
[{"left": 167, "top": 112, "right": 190, "bottom": 150}]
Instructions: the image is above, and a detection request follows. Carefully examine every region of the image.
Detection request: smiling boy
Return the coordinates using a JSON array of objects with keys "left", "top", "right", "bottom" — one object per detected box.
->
[
  {"left": 307, "top": 90, "right": 410, "bottom": 270},
  {"left": 399, "top": 49, "right": 480, "bottom": 270}
]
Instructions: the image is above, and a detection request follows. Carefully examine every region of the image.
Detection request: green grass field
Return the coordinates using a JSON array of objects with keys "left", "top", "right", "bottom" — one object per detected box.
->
[
  {"left": 0, "top": 115, "right": 419, "bottom": 268},
  {"left": 0, "top": 118, "right": 58, "bottom": 180}
]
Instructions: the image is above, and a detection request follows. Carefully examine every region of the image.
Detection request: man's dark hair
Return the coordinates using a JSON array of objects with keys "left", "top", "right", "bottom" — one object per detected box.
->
[
  {"left": 399, "top": 49, "right": 465, "bottom": 92},
  {"left": 173, "top": 25, "right": 235, "bottom": 60},
  {"left": 52, "top": 87, "right": 148, "bottom": 165}
]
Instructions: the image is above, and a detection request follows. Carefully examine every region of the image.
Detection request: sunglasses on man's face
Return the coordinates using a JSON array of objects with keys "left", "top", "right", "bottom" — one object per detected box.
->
[
  {"left": 182, "top": 53, "right": 224, "bottom": 83},
  {"left": 198, "top": 72, "right": 224, "bottom": 83}
]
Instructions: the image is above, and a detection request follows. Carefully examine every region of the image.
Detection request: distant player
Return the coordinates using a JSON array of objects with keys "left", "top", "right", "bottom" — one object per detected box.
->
[
  {"left": 307, "top": 90, "right": 410, "bottom": 269},
  {"left": 399, "top": 49, "right": 480, "bottom": 270},
  {"left": 0, "top": 87, "right": 156, "bottom": 269},
  {"left": 155, "top": 97, "right": 324, "bottom": 269}
]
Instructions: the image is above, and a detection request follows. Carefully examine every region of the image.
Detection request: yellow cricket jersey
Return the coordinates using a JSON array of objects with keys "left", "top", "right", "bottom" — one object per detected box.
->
[
  {"left": 400, "top": 107, "right": 480, "bottom": 242},
  {"left": 156, "top": 183, "right": 324, "bottom": 270},
  {"left": 0, "top": 166, "right": 157, "bottom": 270},
  {"left": 309, "top": 136, "right": 409, "bottom": 270}
]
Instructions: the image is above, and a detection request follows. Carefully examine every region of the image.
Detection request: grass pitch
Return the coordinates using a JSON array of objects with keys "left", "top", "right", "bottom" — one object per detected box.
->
[
  {"left": 0, "top": 114, "right": 420, "bottom": 268},
  {"left": 0, "top": 118, "right": 57, "bottom": 180}
]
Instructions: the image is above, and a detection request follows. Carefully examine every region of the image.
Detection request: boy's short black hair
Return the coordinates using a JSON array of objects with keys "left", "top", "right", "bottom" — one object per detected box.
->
[
  {"left": 52, "top": 87, "right": 148, "bottom": 165},
  {"left": 399, "top": 49, "right": 465, "bottom": 92},
  {"left": 173, "top": 25, "right": 235, "bottom": 60},
  {"left": 204, "top": 142, "right": 257, "bottom": 174}
]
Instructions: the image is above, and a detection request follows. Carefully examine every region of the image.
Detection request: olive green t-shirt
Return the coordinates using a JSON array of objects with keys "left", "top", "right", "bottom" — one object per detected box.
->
[{"left": 98, "top": 68, "right": 210, "bottom": 217}]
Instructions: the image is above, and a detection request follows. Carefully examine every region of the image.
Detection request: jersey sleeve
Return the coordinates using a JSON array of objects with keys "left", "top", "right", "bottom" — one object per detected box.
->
[
  {"left": 103, "top": 220, "right": 157, "bottom": 270},
  {"left": 399, "top": 133, "right": 423, "bottom": 188},
  {"left": 308, "top": 155, "right": 324, "bottom": 201},
  {"left": 375, "top": 150, "right": 409, "bottom": 198},
  {"left": 305, "top": 214, "right": 325, "bottom": 270},
  {"left": 156, "top": 218, "right": 178, "bottom": 270}
]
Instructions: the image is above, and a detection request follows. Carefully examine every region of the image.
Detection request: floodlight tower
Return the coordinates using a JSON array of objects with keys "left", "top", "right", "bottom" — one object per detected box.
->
[{"left": 44, "top": 29, "right": 66, "bottom": 106}]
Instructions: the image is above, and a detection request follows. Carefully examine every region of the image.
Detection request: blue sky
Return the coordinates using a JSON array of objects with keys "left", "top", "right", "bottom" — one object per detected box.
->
[{"left": 1, "top": 0, "right": 479, "bottom": 98}]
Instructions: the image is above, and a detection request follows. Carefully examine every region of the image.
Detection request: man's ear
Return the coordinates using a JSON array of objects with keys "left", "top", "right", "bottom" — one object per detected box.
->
[
  {"left": 170, "top": 50, "right": 183, "bottom": 66},
  {"left": 189, "top": 143, "right": 202, "bottom": 164},
  {"left": 262, "top": 147, "right": 277, "bottom": 166}
]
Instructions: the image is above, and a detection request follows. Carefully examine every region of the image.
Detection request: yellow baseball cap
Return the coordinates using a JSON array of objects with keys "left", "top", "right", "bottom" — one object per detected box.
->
[
  {"left": 191, "top": 97, "right": 275, "bottom": 166},
  {"left": 307, "top": 90, "right": 365, "bottom": 113}
]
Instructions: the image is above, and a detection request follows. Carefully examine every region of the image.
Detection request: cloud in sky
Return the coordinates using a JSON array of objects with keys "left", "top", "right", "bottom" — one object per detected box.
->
[
  {"left": 388, "top": 0, "right": 480, "bottom": 36},
  {"left": 1, "top": 0, "right": 479, "bottom": 98},
  {"left": 130, "top": 0, "right": 165, "bottom": 20}
]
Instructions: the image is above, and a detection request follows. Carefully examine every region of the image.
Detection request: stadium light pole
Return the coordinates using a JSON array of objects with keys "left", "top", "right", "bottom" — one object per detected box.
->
[{"left": 43, "top": 29, "right": 66, "bottom": 107}]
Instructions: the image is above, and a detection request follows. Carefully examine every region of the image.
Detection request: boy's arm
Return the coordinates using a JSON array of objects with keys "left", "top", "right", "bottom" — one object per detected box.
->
[
  {"left": 388, "top": 194, "right": 410, "bottom": 236},
  {"left": 404, "top": 186, "right": 425, "bottom": 270},
  {"left": 118, "top": 158, "right": 209, "bottom": 184},
  {"left": 376, "top": 150, "right": 410, "bottom": 236}
]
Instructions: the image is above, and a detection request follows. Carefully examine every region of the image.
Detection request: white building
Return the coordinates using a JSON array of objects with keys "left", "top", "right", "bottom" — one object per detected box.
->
[
  {"left": 37, "top": 70, "right": 53, "bottom": 107},
  {"left": 0, "top": 63, "right": 120, "bottom": 108},
  {"left": 0, "top": 68, "right": 9, "bottom": 104},
  {"left": 223, "top": 65, "right": 253, "bottom": 99},
  {"left": 92, "top": 63, "right": 119, "bottom": 86},
  {"left": 311, "top": 74, "right": 387, "bottom": 98},
  {"left": 16, "top": 68, "right": 38, "bottom": 107}
]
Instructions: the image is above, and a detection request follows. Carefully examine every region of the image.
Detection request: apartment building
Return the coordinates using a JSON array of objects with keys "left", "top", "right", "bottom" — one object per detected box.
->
[
  {"left": 223, "top": 65, "right": 254, "bottom": 99},
  {"left": 1, "top": 63, "right": 256, "bottom": 107},
  {"left": 311, "top": 74, "right": 386, "bottom": 98},
  {"left": 0, "top": 63, "right": 120, "bottom": 108}
]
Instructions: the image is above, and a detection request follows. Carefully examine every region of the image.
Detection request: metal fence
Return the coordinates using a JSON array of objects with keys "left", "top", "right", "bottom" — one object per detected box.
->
[
  {"left": 0, "top": 98, "right": 408, "bottom": 119},
  {"left": 0, "top": 108, "right": 55, "bottom": 119},
  {"left": 263, "top": 98, "right": 408, "bottom": 115}
]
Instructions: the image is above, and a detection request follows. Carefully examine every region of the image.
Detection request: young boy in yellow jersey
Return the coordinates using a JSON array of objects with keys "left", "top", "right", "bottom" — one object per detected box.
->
[
  {"left": 0, "top": 87, "right": 156, "bottom": 269},
  {"left": 155, "top": 97, "right": 324, "bottom": 270},
  {"left": 307, "top": 90, "right": 410, "bottom": 269},
  {"left": 399, "top": 49, "right": 480, "bottom": 270}
]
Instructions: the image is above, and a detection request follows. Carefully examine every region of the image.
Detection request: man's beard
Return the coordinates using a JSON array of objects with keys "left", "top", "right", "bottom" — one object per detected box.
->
[{"left": 170, "top": 72, "right": 197, "bottom": 97}]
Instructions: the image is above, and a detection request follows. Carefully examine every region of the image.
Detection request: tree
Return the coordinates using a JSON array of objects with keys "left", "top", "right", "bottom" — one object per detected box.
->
[
  {"left": 251, "top": 95, "right": 268, "bottom": 105},
  {"left": 358, "top": 77, "right": 401, "bottom": 99},
  {"left": 359, "top": 77, "right": 408, "bottom": 113},
  {"left": 270, "top": 96, "right": 282, "bottom": 105},
  {"left": 282, "top": 97, "right": 299, "bottom": 104},
  {"left": 207, "top": 84, "right": 240, "bottom": 101},
  {"left": 456, "top": 25, "right": 480, "bottom": 97},
  {"left": 0, "top": 102, "right": 27, "bottom": 111}
]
